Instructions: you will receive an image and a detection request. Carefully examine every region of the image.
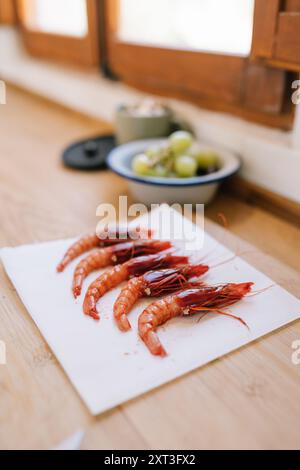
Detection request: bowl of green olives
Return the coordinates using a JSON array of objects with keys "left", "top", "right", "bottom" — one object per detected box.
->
[{"left": 107, "top": 131, "right": 241, "bottom": 205}]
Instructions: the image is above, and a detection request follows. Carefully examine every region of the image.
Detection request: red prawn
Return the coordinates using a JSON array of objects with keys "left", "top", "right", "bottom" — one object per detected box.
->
[
  {"left": 57, "top": 226, "right": 153, "bottom": 272},
  {"left": 114, "top": 264, "right": 209, "bottom": 332},
  {"left": 72, "top": 239, "right": 171, "bottom": 298},
  {"left": 83, "top": 251, "right": 189, "bottom": 321},
  {"left": 138, "top": 282, "right": 254, "bottom": 357}
]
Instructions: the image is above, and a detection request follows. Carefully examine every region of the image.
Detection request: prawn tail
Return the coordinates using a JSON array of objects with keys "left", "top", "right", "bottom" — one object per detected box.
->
[
  {"left": 114, "top": 278, "right": 144, "bottom": 332},
  {"left": 71, "top": 250, "right": 110, "bottom": 298},
  {"left": 140, "top": 329, "right": 167, "bottom": 357},
  {"left": 56, "top": 233, "right": 100, "bottom": 272},
  {"left": 56, "top": 257, "right": 70, "bottom": 273},
  {"left": 116, "top": 313, "right": 132, "bottom": 332},
  {"left": 83, "top": 294, "right": 100, "bottom": 321},
  {"left": 73, "top": 274, "right": 84, "bottom": 298}
]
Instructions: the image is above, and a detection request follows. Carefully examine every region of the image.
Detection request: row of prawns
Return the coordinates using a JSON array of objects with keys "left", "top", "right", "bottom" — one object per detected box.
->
[{"left": 57, "top": 226, "right": 253, "bottom": 357}]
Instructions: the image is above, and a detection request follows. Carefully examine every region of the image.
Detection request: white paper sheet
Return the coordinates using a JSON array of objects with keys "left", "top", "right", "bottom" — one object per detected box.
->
[
  {"left": 52, "top": 430, "right": 85, "bottom": 451},
  {"left": 1, "top": 205, "right": 300, "bottom": 415}
]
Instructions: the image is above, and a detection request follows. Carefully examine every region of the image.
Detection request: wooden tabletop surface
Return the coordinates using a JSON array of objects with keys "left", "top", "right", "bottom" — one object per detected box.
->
[{"left": 0, "top": 86, "right": 300, "bottom": 450}]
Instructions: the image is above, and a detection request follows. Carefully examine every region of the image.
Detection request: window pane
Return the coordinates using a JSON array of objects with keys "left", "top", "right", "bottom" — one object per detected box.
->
[
  {"left": 21, "top": 0, "right": 88, "bottom": 37},
  {"left": 119, "top": 0, "right": 255, "bottom": 56}
]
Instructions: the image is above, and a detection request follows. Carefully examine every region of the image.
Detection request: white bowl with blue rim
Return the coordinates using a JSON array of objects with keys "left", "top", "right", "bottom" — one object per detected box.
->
[{"left": 107, "top": 139, "right": 241, "bottom": 205}]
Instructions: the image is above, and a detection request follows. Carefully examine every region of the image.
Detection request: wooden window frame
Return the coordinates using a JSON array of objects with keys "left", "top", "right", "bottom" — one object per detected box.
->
[
  {"left": 103, "top": 0, "right": 295, "bottom": 130},
  {"left": 0, "top": 0, "right": 17, "bottom": 24},
  {"left": 17, "top": 0, "right": 100, "bottom": 67},
  {"left": 252, "top": 0, "right": 300, "bottom": 72}
]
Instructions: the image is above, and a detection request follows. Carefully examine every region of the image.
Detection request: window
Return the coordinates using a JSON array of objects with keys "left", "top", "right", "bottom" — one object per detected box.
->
[
  {"left": 104, "top": 0, "right": 299, "bottom": 130},
  {"left": 21, "top": 0, "right": 88, "bottom": 37},
  {"left": 118, "top": 0, "right": 255, "bottom": 57},
  {"left": 17, "top": 0, "right": 99, "bottom": 66}
]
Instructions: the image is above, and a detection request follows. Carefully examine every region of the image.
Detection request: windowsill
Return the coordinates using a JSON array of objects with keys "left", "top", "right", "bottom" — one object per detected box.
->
[{"left": 1, "top": 26, "right": 300, "bottom": 204}]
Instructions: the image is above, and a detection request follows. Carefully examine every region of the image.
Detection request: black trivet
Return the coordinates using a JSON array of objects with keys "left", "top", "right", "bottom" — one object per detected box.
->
[{"left": 62, "top": 134, "right": 116, "bottom": 170}]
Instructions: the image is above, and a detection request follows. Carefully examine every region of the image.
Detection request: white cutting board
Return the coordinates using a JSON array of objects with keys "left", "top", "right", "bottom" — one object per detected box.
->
[{"left": 1, "top": 205, "right": 300, "bottom": 415}]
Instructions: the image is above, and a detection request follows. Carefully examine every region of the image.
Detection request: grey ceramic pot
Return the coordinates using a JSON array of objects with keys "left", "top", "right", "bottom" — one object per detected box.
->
[{"left": 115, "top": 106, "right": 173, "bottom": 144}]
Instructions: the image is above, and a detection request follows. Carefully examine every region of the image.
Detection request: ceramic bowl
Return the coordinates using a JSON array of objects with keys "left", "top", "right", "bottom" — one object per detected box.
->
[{"left": 107, "top": 139, "right": 241, "bottom": 205}]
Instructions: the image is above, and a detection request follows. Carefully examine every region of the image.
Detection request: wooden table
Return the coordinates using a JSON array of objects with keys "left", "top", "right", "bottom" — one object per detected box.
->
[{"left": 0, "top": 86, "right": 300, "bottom": 450}]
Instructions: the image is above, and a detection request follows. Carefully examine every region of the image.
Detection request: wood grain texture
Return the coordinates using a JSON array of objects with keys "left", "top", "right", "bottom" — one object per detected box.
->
[
  {"left": 252, "top": 1, "right": 300, "bottom": 72},
  {"left": 284, "top": 0, "right": 300, "bottom": 11},
  {"left": 251, "top": 0, "right": 280, "bottom": 58},
  {"left": 274, "top": 13, "right": 300, "bottom": 70},
  {"left": 0, "top": 86, "right": 300, "bottom": 450},
  {"left": 108, "top": 41, "right": 246, "bottom": 105},
  {"left": 205, "top": 194, "right": 300, "bottom": 274},
  {"left": 0, "top": 0, "right": 17, "bottom": 24},
  {"left": 223, "top": 176, "right": 300, "bottom": 229},
  {"left": 119, "top": 76, "right": 293, "bottom": 131},
  {"left": 243, "top": 64, "right": 286, "bottom": 114}
]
